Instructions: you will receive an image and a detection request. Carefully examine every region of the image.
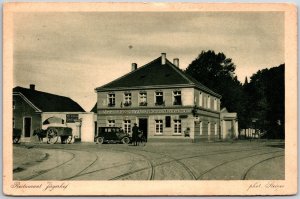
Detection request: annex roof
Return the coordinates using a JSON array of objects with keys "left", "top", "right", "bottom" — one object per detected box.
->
[
  {"left": 13, "top": 86, "right": 85, "bottom": 112},
  {"left": 95, "top": 55, "right": 221, "bottom": 98}
]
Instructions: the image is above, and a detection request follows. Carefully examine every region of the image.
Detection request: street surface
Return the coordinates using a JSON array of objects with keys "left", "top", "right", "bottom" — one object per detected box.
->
[{"left": 13, "top": 140, "right": 284, "bottom": 180}]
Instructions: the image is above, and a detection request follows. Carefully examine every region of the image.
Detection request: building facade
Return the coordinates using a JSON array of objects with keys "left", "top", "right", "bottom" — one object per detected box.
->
[
  {"left": 13, "top": 85, "right": 94, "bottom": 142},
  {"left": 95, "top": 53, "right": 236, "bottom": 142}
]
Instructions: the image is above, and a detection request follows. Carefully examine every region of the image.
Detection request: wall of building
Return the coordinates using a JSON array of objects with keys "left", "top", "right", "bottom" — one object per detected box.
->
[
  {"left": 13, "top": 95, "right": 42, "bottom": 138},
  {"left": 97, "top": 87, "right": 195, "bottom": 109},
  {"left": 194, "top": 89, "right": 220, "bottom": 111}
]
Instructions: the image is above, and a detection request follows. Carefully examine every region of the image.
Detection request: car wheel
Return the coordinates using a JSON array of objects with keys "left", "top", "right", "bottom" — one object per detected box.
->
[
  {"left": 122, "top": 137, "right": 130, "bottom": 144},
  {"left": 97, "top": 137, "right": 104, "bottom": 144}
]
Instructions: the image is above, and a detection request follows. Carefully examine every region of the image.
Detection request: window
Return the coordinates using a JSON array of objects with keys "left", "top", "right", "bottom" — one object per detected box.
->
[
  {"left": 207, "top": 95, "right": 211, "bottom": 109},
  {"left": 155, "top": 120, "right": 163, "bottom": 134},
  {"left": 173, "top": 91, "right": 182, "bottom": 105},
  {"left": 174, "top": 120, "right": 181, "bottom": 134},
  {"left": 208, "top": 122, "right": 211, "bottom": 135},
  {"left": 107, "top": 120, "right": 115, "bottom": 127},
  {"left": 155, "top": 92, "right": 164, "bottom": 106},
  {"left": 123, "top": 120, "right": 131, "bottom": 134},
  {"left": 139, "top": 92, "right": 147, "bottom": 106},
  {"left": 214, "top": 123, "right": 218, "bottom": 135},
  {"left": 214, "top": 98, "right": 217, "bottom": 110},
  {"left": 199, "top": 121, "right": 203, "bottom": 135},
  {"left": 107, "top": 94, "right": 115, "bottom": 107},
  {"left": 199, "top": 92, "right": 203, "bottom": 107},
  {"left": 124, "top": 93, "right": 132, "bottom": 106}
]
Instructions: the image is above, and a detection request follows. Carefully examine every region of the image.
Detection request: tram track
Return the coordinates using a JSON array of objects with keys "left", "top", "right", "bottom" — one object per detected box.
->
[
  {"left": 241, "top": 154, "right": 284, "bottom": 180},
  {"left": 196, "top": 150, "right": 284, "bottom": 180},
  {"left": 22, "top": 149, "right": 76, "bottom": 180}
]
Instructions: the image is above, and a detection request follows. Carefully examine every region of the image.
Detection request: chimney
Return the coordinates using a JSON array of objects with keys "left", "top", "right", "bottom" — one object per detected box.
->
[
  {"left": 161, "top": 53, "right": 166, "bottom": 65},
  {"left": 131, "top": 63, "right": 137, "bottom": 71},
  {"left": 173, "top": 58, "right": 179, "bottom": 68},
  {"left": 29, "top": 84, "right": 35, "bottom": 90}
]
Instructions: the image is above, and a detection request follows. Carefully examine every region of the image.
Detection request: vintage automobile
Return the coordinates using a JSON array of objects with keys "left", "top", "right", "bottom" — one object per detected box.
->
[
  {"left": 13, "top": 128, "right": 22, "bottom": 144},
  {"left": 95, "top": 127, "right": 131, "bottom": 144}
]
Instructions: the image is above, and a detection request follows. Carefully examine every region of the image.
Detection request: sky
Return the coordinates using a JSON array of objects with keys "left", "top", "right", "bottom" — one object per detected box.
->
[{"left": 13, "top": 12, "right": 284, "bottom": 111}]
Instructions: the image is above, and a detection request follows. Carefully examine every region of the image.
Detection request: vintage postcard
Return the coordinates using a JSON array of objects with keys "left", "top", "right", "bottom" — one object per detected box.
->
[{"left": 3, "top": 2, "right": 297, "bottom": 196}]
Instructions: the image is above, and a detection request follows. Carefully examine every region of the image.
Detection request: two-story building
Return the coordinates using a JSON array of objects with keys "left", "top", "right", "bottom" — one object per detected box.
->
[{"left": 95, "top": 53, "right": 237, "bottom": 142}]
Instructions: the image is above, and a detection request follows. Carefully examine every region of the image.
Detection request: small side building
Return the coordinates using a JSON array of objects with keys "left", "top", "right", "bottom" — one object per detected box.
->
[{"left": 13, "top": 85, "right": 94, "bottom": 142}]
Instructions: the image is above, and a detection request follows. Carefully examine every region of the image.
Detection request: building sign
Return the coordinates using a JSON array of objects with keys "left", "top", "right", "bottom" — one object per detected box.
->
[
  {"left": 66, "top": 114, "right": 79, "bottom": 123},
  {"left": 99, "top": 108, "right": 191, "bottom": 115}
]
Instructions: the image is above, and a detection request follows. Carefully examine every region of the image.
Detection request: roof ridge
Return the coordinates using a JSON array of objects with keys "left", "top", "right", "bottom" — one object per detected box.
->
[
  {"left": 14, "top": 86, "right": 71, "bottom": 99},
  {"left": 95, "top": 57, "right": 161, "bottom": 91}
]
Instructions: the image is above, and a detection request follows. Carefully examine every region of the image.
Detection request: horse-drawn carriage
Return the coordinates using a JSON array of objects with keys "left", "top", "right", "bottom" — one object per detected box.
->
[{"left": 34, "top": 126, "right": 73, "bottom": 144}]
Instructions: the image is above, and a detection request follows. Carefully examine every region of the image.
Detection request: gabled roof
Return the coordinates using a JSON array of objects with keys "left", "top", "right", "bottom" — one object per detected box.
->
[
  {"left": 95, "top": 56, "right": 221, "bottom": 98},
  {"left": 13, "top": 86, "right": 85, "bottom": 112},
  {"left": 91, "top": 103, "right": 97, "bottom": 113}
]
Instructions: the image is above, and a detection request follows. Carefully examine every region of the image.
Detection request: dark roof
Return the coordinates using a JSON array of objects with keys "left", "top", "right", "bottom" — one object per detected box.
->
[
  {"left": 91, "top": 103, "right": 97, "bottom": 113},
  {"left": 95, "top": 56, "right": 221, "bottom": 97},
  {"left": 13, "top": 86, "right": 85, "bottom": 112}
]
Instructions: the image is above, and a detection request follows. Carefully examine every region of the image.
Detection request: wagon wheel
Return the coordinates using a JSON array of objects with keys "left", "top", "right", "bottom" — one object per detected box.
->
[
  {"left": 121, "top": 137, "right": 130, "bottom": 144},
  {"left": 97, "top": 137, "right": 104, "bottom": 144},
  {"left": 47, "top": 128, "right": 58, "bottom": 144},
  {"left": 13, "top": 136, "right": 20, "bottom": 144},
  {"left": 66, "top": 136, "right": 73, "bottom": 144}
]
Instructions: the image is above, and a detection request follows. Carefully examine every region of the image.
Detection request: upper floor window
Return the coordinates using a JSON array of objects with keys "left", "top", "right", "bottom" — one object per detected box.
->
[
  {"left": 13, "top": 100, "right": 15, "bottom": 109},
  {"left": 139, "top": 92, "right": 147, "bottom": 106},
  {"left": 173, "top": 91, "right": 182, "bottom": 105},
  {"left": 123, "top": 120, "right": 131, "bottom": 134},
  {"left": 107, "top": 120, "right": 115, "bottom": 127},
  {"left": 199, "top": 92, "right": 203, "bottom": 107},
  {"left": 107, "top": 94, "right": 115, "bottom": 107},
  {"left": 214, "top": 98, "right": 217, "bottom": 110},
  {"left": 155, "top": 120, "right": 163, "bottom": 134},
  {"left": 174, "top": 120, "right": 182, "bottom": 134},
  {"left": 207, "top": 95, "right": 211, "bottom": 109},
  {"left": 124, "top": 93, "right": 132, "bottom": 106},
  {"left": 155, "top": 91, "right": 164, "bottom": 106}
]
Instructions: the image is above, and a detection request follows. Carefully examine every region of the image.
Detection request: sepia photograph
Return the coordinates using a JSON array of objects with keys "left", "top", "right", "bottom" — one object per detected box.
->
[{"left": 3, "top": 2, "right": 297, "bottom": 196}]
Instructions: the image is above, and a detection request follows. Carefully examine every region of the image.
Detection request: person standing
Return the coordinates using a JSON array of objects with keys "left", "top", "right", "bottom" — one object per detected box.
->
[{"left": 132, "top": 123, "right": 139, "bottom": 146}]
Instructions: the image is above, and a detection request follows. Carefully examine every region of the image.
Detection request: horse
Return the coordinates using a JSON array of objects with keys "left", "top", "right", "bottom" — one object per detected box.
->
[{"left": 33, "top": 129, "right": 47, "bottom": 143}]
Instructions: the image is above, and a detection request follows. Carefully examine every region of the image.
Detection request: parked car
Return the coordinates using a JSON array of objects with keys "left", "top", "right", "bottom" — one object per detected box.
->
[{"left": 95, "top": 127, "right": 131, "bottom": 144}]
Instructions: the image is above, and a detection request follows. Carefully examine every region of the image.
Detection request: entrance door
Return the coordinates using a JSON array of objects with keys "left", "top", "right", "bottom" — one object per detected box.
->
[
  {"left": 138, "top": 118, "right": 148, "bottom": 141},
  {"left": 24, "top": 117, "right": 31, "bottom": 137}
]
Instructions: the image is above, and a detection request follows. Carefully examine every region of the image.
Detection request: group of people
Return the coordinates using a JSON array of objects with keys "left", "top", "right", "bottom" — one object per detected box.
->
[{"left": 131, "top": 123, "right": 145, "bottom": 146}]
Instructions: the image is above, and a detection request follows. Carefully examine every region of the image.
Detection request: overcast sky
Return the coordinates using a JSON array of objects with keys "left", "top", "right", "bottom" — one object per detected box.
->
[{"left": 13, "top": 12, "right": 284, "bottom": 111}]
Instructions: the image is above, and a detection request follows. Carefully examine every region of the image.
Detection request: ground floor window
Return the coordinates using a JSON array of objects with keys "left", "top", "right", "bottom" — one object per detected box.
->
[
  {"left": 199, "top": 121, "right": 202, "bottom": 135},
  {"left": 123, "top": 120, "right": 131, "bottom": 134},
  {"left": 174, "top": 120, "right": 181, "bottom": 134},
  {"left": 107, "top": 120, "right": 115, "bottom": 127},
  {"left": 155, "top": 120, "right": 163, "bottom": 134},
  {"left": 214, "top": 123, "right": 218, "bottom": 135}
]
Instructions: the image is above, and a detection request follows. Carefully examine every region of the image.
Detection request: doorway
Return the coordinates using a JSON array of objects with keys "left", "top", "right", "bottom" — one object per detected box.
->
[
  {"left": 24, "top": 117, "right": 31, "bottom": 137},
  {"left": 138, "top": 118, "right": 148, "bottom": 142}
]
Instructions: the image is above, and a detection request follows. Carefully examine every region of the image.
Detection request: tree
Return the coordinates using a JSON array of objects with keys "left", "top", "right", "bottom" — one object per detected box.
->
[{"left": 185, "top": 50, "right": 248, "bottom": 130}]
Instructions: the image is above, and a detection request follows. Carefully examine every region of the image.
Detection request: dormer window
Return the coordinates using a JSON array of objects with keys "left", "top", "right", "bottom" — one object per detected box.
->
[
  {"left": 124, "top": 93, "right": 132, "bottom": 107},
  {"left": 173, "top": 91, "right": 182, "bottom": 105},
  {"left": 155, "top": 91, "right": 164, "bottom": 106},
  {"left": 107, "top": 94, "right": 115, "bottom": 107}
]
